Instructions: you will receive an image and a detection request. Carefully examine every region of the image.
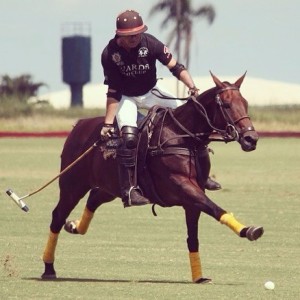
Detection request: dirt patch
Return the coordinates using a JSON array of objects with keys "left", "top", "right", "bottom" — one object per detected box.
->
[{"left": 2, "top": 254, "right": 19, "bottom": 277}]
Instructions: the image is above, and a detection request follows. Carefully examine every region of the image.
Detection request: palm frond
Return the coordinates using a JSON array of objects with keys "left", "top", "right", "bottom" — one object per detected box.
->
[{"left": 193, "top": 5, "right": 216, "bottom": 24}]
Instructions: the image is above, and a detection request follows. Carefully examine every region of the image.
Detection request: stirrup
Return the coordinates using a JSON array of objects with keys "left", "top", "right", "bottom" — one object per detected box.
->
[
  {"left": 128, "top": 186, "right": 137, "bottom": 206},
  {"left": 125, "top": 186, "right": 150, "bottom": 207}
]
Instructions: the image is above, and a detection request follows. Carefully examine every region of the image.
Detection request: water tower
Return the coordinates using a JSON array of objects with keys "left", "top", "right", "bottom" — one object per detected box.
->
[{"left": 61, "top": 23, "right": 91, "bottom": 107}]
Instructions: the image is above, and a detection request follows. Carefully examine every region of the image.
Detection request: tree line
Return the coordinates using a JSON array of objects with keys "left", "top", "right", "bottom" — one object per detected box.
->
[{"left": 0, "top": 74, "right": 45, "bottom": 102}]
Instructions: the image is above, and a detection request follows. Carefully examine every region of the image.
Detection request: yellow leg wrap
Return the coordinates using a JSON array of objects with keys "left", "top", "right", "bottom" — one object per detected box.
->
[
  {"left": 189, "top": 252, "right": 203, "bottom": 282},
  {"left": 76, "top": 207, "right": 94, "bottom": 235},
  {"left": 220, "top": 213, "right": 245, "bottom": 235},
  {"left": 43, "top": 231, "right": 59, "bottom": 263}
]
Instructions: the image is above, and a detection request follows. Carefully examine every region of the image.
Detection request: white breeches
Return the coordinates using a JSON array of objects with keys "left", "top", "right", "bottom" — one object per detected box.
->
[{"left": 116, "top": 84, "right": 186, "bottom": 130}]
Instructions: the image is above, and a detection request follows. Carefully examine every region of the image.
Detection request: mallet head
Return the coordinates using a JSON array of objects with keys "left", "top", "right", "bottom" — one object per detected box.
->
[{"left": 6, "top": 189, "right": 29, "bottom": 212}]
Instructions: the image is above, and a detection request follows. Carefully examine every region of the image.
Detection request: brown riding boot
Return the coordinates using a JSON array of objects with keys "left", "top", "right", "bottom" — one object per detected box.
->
[
  {"left": 205, "top": 177, "right": 222, "bottom": 191},
  {"left": 128, "top": 186, "right": 150, "bottom": 207},
  {"left": 197, "top": 146, "right": 222, "bottom": 191},
  {"left": 118, "top": 164, "right": 150, "bottom": 207}
]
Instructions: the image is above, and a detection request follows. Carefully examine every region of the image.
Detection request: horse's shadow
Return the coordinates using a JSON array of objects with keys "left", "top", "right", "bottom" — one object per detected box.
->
[
  {"left": 24, "top": 277, "right": 192, "bottom": 284},
  {"left": 23, "top": 277, "right": 243, "bottom": 286}
]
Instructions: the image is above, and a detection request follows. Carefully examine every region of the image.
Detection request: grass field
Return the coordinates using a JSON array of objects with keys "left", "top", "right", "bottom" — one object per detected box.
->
[
  {"left": 0, "top": 137, "right": 299, "bottom": 299},
  {"left": 1, "top": 105, "right": 300, "bottom": 132}
]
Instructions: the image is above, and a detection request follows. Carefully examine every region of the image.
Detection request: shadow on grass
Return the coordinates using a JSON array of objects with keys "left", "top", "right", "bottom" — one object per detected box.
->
[
  {"left": 23, "top": 277, "right": 243, "bottom": 286},
  {"left": 24, "top": 277, "right": 192, "bottom": 284}
]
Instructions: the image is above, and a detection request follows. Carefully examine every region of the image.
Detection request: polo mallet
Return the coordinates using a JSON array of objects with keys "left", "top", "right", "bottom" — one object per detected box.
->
[{"left": 6, "top": 141, "right": 100, "bottom": 212}]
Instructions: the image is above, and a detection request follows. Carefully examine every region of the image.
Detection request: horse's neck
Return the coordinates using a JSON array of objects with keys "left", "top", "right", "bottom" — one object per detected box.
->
[
  {"left": 172, "top": 94, "right": 214, "bottom": 134},
  {"left": 172, "top": 101, "right": 199, "bottom": 132}
]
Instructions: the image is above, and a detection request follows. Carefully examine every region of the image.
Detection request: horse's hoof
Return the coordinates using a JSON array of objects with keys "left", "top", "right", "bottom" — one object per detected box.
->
[
  {"left": 41, "top": 263, "right": 56, "bottom": 280},
  {"left": 194, "top": 277, "right": 212, "bottom": 284},
  {"left": 246, "top": 226, "right": 264, "bottom": 241},
  {"left": 64, "top": 220, "right": 79, "bottom": 234}
]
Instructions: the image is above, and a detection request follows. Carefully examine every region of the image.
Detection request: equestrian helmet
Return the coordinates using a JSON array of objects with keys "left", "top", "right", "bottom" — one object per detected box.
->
[{"left": 116, "top": 10, "right": 148, "bottom": 36}]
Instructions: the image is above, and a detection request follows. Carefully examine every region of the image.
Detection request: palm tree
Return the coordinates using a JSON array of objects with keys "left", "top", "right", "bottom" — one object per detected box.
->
[{"left": 149, "top": 0, "right": 215, "bottom": 95}]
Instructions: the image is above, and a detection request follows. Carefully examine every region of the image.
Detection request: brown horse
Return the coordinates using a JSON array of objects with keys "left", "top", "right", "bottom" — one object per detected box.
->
[{"left": 42, "top": 72, "right": 263, "bottom": 283}]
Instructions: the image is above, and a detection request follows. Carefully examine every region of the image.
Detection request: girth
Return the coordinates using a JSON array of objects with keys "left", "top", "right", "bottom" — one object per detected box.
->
[{"left": 148, "top": 146, "right": 208, "bottom": 157}]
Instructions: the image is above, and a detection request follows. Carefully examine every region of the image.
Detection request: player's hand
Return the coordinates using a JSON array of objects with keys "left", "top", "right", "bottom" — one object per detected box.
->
[
  {"left": 100, "top": 124, "right": 115, "bottom": 140},
  {"left": 188, "top": 86, "right": 200, "bottom": 97}
]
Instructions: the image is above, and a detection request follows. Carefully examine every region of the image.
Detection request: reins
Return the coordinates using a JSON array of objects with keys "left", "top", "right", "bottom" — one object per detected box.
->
[
  {"left": 151, "top": 87, "right": 220, "bottom": 140},
  {"left": 151, "top": 88, "right": 188, "bottom": 101},
  {"left": 150, "top": 84, "right": 254, "bottom": 148}
]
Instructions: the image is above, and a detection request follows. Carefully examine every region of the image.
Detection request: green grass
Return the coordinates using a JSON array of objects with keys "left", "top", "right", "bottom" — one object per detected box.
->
[
  {"left": 0, "top": 105, "right": 105, "bottom": 131},
  {"left": 0, "top": 138, "right": 300, "bottom": 299}
]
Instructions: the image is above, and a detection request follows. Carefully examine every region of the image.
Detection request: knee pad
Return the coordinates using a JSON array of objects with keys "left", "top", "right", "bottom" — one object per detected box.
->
[{"left": 121, "top": 126, "right": 139, "bottom": 149}]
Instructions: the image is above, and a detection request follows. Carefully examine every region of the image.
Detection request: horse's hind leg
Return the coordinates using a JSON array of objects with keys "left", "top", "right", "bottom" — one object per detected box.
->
[
  {"left": 64, "top": 188, "right": 115, "bottom": 235},
  {"left": 42, "top": 185, "right": 89, "bottom": 279}
]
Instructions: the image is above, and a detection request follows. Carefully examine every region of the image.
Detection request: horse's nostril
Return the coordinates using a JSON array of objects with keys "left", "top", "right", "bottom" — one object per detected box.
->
[
  {"left": 244, "top": 134, "right": 258, "bottom": 145},
  {"left": 245, "top": 136, "right": 254, "bottom": 143}
]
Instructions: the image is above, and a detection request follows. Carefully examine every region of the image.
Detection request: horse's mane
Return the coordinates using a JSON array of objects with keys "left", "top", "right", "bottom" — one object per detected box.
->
[
  {"left": 197, "top": 81, "right": 233, "bottom": 103},
  {"left": 197, "top": 85, "right": 216, "bottom": 104}
]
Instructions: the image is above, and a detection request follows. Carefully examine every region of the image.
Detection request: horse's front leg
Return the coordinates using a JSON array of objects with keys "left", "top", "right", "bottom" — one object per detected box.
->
[
  {"left": 179, "top": 181, "right": 264, "bottom": 241},
  {"left": 184, "top": 207, "right": 211, "bottom": 284}
]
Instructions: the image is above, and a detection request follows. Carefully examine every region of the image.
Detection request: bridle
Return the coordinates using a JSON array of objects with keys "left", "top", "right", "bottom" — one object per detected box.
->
[{"left": 190, "top": 85, "right": 255, "bottom": 142}]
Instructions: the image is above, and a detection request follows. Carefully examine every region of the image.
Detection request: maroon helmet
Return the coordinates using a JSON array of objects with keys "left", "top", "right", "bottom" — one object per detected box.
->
[{"left": 116, "top": 10, "right": 148, "bottom": 36}]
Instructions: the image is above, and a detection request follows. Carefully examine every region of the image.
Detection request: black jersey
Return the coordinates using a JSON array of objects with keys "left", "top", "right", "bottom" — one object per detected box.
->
[{"left": 101, "top": 33, "right": 173, "bottom": 98}]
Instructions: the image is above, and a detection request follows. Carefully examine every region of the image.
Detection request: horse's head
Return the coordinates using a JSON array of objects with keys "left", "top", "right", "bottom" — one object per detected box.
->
[{"left": 199, "top": 72, "right": 258, "bottom": 151}]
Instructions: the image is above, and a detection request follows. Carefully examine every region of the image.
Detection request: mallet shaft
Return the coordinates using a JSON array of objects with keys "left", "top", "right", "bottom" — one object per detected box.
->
[
  {"left": 5, "top": 141, "right": 99, "bottom": 212},
  {"left": 25, "top": 142, "right": 98, "bottom": 198}
]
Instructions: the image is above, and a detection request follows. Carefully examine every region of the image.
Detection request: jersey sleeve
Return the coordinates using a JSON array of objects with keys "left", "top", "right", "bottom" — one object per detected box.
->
[
  {"left": 154, "top": 37, "right": 173, "bottom": 66},
  {"left": 101, "top": 47, "right": 121, "bottom": 91}
]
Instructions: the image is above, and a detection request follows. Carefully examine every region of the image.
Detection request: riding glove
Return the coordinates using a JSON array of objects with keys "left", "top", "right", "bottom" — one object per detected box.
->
[
  {"left": 100, "top": 124, "right": 115, "bottom": 140},
  {"left": 188, "top": 86, "right": 200, "bottom": 97}
]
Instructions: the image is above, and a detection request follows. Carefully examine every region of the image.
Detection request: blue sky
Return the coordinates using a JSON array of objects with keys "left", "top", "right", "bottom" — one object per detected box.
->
[{"left": 1, "top": 0, "right": 299, "bottom": 93}]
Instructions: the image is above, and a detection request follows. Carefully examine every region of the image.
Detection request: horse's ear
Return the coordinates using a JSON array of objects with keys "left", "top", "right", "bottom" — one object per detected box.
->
[
  {"left": 235, "top": 71, "right": 247, "bottom": 88},
  {"left": 210, "top": 70, "right": 223, "bottom": 88}
]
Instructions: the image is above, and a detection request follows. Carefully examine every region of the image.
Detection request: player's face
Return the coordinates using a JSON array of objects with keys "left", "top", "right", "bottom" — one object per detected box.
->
[{"left": 120, "top": 34, "right": 141, "bottom": 49}]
